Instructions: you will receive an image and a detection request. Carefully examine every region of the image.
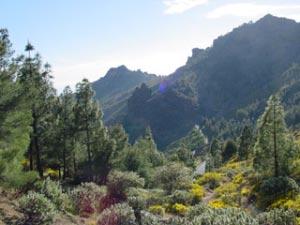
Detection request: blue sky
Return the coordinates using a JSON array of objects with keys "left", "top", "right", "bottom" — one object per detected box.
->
[{"left": 1, "top": 0, "right": 300, "bottom": 91}]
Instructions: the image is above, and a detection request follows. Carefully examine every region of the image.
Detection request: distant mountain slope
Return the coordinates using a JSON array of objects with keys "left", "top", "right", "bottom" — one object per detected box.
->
[
  {"left": 93, "top": 15, "right": 300, "bottom": 149},
  {"left": 91, "top": 65, "right": 159, "bottom": 121}
]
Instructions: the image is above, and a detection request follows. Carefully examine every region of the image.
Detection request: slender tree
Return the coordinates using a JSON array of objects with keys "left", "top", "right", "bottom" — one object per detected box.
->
[
  {"left": 56, "top": 86, "right": 76, "bottom": 179},
  {"left": 74, "top": 79, "right": 105, "bottom": 179},
  {"left": 238, "top": 125, "right": 253, "bottom": 160},
  {"left": 0, "top": 29, "right": 34, "bottom": 186},
  {"left": 18, "top": 43, "right": 56, "bottom": 177},
  {"left": 253, "top": 95, "right": 299, "bottom": 177}
]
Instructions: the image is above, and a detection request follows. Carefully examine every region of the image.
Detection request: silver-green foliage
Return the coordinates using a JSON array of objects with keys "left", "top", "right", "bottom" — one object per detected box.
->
[
  {"left": 257, "top": 209, "right": 297, "bottom": 225},
  {"left": 97, "top": 203, "right": 136, "bottom": 225},
  {"left": 19, "top": 191, "right": 56, "bottom": 225}
]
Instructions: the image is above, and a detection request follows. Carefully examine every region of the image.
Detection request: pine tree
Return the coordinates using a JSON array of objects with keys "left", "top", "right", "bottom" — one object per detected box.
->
[
  {"left": 254, "top": 95, "right": 299, "bottom": 177},
  {"left": 238, "top": 125, "right": 253, "bottom": 160},
  {"left": 210, "top": 138, "right": 222, "bottom": 168},
  {"left": 222, "top": 139, "right": 237, "bottom": 162},
  {"left": 108, "top": 124, "right": 129, "bottom": 167},
  {"left": 74, "top": 79, "right": 105, "bottom": 179},
  {"left": 0, "top": 29, "right": 35, "bottom": 186},
  {"left": 135, "top": 127, "right": 164, "bottom": 167},
  {"left": 55, "top": 86, "right": 76, "bottom": 179},
  {"left": 18, "top": 44, "right": 56, "bottom": 177}
]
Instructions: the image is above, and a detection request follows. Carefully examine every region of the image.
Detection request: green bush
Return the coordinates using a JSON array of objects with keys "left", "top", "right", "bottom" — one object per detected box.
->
[
  {"left": 107, "top": 170, "right": 145, "bottom": 196},
  {"left": 141, "top": 211, "right": 165, "bottom": 225},
  {"left": 186, "top": 204, "right": 210, "bottom": 220},
  {"left": 191, "top": 208, "right": 258, "bottom": 225},
  {"left": 196, "top": 172, "right": 222, "bottom": 189},
  {"left": 149, "top": 205, "right": 165, "bottom": 216},
  {"left": 259, "top": 177, "right": 300, "bottom": 207},
  {"left": 169, "top": 190, "right": 193, "bottom": 205},
  {"left": 257, "top": 208, "right": 297, "bottom": 225},
  {"left": 19, "top": 191, "right": 56, "bottom": 225},
  {"left": 97, "top": 203, "right": 136, "bottom": 225},
  {"left": 40, "top": 177, "right": 65, "bottom": 210},
  {"left": 153, "top": 163, "right": 192, "bottom": 194},
  {"left": 146, "top": 189, "right": 166, "bottom": 206},
  {"left": 70, "top": 182, "right": 106, "bottom": 216}
]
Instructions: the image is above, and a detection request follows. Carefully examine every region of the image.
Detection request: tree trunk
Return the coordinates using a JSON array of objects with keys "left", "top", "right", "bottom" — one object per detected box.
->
[
  {"left": 32, "top": 111, "right": 43, "bottom": 178},
  {"left": 273, "top": 104, "right": 279, "bottom": 177},
  {"left": 29, "top": 141, "right": 34, "bottom": 170},
  {"left": 63, "top": 139, "right": 66, "bottom": 180},
  {"left": 58, "top": 166, "right": 61, "bottom": 180},
  {"left": 85, "top": 121, "right": 92, "bottom": 180},
  {"left": 73, "top": 150, "right": 77, "bottom": 177}
]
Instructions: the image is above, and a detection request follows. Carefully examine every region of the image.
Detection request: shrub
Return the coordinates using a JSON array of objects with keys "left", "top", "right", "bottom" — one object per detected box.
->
[
  {"left": 291, "top": 159, "right": 300, "bottom": 180},
  {"left": 145, "top": 189, "right": 166, "bottom": 206},
  {"left": 186, "top": 204, "right": 210, "bottom": 219},
  {"left": 222, "top": 140, "right": 238, "bottom": 162},
  {"left": 232, "top": 173, "right": 244, "bottom": 184},
  {"left": 271, "top": 194, "right": 300, "bottom": 214},
  {"left": 153, "top": 163, "right": 192, "bottom": 194},
  {"left": 215, "top": 182, "right": 239, "bottom": 196},
  {"left": 107, "top": 170, "right": 145, "bottom": 197},
  {"left": 196, "top": 172, "right": 222, "bottom": 189},
  {"left": 259, "top": 177, "right": 300, "bottom": 207},
  {"left": 44, "top": 168, "right": 60, "bottom": 179},
  {"left": 97, "top": 203, "right": 136, "bottom": 225},
  {"left": 192, "top": 207, "right": 258, "bottom": 225},
  {"left": 191, "top": 184, "right": 205, "bottom": 202},
  {"left": 172, "top": 203, "right": 189, "bottom": 216},
  {"left": 257, "top": 208, "right": 297, "bottom": 225},
  {"left": 241, "top": 187, "right": 251, "bottom": 197},
  {"left": 208, "top": 199, "right": 229, "bottom": 209},
  {"left": 19, "top": 191, "right": 56, "bottom": 225},
  {"left": 169, "top": 190, "right": 194, "bottom": 205},
  {"left": 71, "top": 182, "right": 106, "bottom": 217},
  {"left": 149, "top": 205, "right": 165, "bottom": 216},
  {"left": 141, "top": 211, "right": 165, "bottom": 225},
  {"left": 40, "top": 177, "right": 65, "bottom": 210}
]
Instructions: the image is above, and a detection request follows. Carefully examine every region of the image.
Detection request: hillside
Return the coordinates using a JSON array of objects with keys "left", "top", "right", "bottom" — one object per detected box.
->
[
  {"left": 101, "top": 14, "right": 300, "bottom": 149},
  {"left": 92, "top": 65, "right": 159, "bottom": 121}
]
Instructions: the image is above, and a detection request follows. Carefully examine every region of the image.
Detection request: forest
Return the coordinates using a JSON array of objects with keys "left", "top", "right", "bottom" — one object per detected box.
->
[{"left": 1, "top": 16, "right": 300, "bottom": 225}]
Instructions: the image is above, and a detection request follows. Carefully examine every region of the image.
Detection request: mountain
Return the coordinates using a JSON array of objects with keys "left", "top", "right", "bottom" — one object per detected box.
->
[
  {"left": 92, "top": 65, "right": 159, "bottom": 121},
  {"left": 94, "top": 15, "right": 300, "bottom": 149}
]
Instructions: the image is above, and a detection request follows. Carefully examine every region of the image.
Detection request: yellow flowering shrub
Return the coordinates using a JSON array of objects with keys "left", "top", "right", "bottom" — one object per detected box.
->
[
  {"left": 283, "top": 195, "right": 300, "bottom": 212},
  {"left": 191, "top": 183, "right": 205, "bottom": 201},
  {"left": 241, "top": 187, "right": 251, "bottom": 196},
  {"left": 271, "top": 195, "right": 300, "bottom": 213},
  {"left": 172, "top": 203, "right": 189, "bottom": 215},
  {"left": 44, "top": 168, "right": 59, "bottom": 179},
  {"left": 149, "top": 205, "right": 165, "bottom": 216},
  {"left": 21, "top": 159, "right": 30, "bottom": 168},
  {"left": 215, "top": 182, "right": 238, "bottom": 196},
  {"left": 232, "top": 173, "right": 244, "bottom": 184},
  {"left": 196, "top": 172, "right": 222, "bottom": 186},
  {"left": 208, "top": 199, "right": 229, "bottom": 209}
]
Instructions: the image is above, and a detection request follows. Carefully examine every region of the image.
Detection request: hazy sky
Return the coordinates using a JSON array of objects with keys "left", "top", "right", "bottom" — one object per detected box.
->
[{"left": 1, "top": 0, "right": 300, "bottom": 91}]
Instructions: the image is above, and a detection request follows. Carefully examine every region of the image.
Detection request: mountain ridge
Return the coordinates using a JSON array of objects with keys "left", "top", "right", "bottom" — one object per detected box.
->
[{"left": 92, "top": 14, "right": 300, "bottom": 149}]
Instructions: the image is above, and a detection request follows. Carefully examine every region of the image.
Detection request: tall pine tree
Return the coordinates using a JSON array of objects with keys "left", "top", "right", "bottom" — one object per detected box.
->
[
  {"left": 18, "top": 43, "right": 56, "bottom": 177},
  {"left": 238, "top": 125, "right": 253, "bottom": 160},
  {"left": 0, "top": 29, "right": 35, "bottom": 186},
  {"left": 254, "top": 95, "right": 299, "bottom": 177},
  {"left": 74, "top": 79, "right": 105, "bottom": 180}
]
